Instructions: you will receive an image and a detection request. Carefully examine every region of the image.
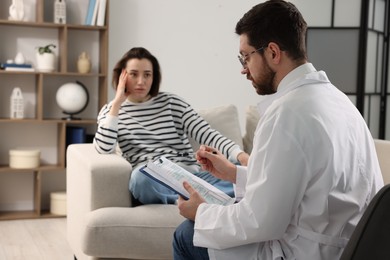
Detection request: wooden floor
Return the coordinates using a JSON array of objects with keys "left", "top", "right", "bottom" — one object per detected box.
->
[{"left": 0, "top": 218, "right": 73, "bottom": 260}]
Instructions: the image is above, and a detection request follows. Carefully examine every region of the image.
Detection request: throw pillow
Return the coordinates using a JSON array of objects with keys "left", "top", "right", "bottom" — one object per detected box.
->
[
  {"left": 189, "top": 104, "right": 243, "bottom": 152},
  {"left": 243, "top": 105, "right": 260, "bottom": 154}
]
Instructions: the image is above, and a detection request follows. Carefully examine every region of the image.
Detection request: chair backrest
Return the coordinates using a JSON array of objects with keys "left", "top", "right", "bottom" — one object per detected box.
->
[
  {"left": 340, "top": 184, "right": 390, "bottom": 260},
  {"left": 374, "top": 139, "right": 390, "bottom": 184}
]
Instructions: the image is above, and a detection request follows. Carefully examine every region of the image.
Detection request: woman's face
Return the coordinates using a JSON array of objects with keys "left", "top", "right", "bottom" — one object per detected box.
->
[{"left": 125, "top": 58, "right": 153, "bottom": 103}]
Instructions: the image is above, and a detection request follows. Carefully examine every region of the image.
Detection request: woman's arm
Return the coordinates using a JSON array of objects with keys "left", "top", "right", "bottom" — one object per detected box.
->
[
  {"left": 182, "top": 104, "right": 247, "bottom": 163},
  {"left": 94, "top": 69, "right": 130, "bottom": 154},
  {"left": 94, "top": 106, "right": 119, "bottom": 154}
]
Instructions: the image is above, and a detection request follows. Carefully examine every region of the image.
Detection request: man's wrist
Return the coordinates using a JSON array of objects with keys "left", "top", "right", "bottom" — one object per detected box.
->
[{"left": 228, "top": 163, "right": 237, "bottom": 183}]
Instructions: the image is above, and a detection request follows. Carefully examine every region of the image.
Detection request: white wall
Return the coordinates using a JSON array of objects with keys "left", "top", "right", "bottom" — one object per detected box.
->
[
  {"left": 108, "top": 0, "right": 354, "bottom": 133},
  {"left": 109, "top": 0, "right": 351, "bottom": 133},
  {"left": 108, "top": 0, "right": 262, "bottom": 132}
]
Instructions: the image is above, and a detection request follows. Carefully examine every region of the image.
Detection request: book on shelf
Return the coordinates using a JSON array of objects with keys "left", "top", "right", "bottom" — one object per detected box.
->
[
  {"left": 140, "top": 156, "right": 235, "bottom": 206},
  {"left": 1, "top": 63, "right": 33, "bottom": 69},
  {"left": 91, "top": 0, "right": 100, "bottom": 25},
  {"left": 96, "top": 0, "right": 107, "bottom": 26},
  {"left": 4, "top": 67, "right": 35, "bottom": 72},
  {"left": 66, "top": 126, "right": 86, "bottom": 147},
  {"left": 85, "top": 0, "right": 97, "bottom": 25}
]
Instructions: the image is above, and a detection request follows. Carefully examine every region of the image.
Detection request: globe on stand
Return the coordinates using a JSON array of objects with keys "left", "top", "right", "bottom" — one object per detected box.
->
[{"left": 56, "top": 81, "right": 89, "bottom": 120}]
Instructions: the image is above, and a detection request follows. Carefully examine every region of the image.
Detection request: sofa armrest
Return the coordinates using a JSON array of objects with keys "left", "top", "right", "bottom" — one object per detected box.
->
[
  {"left": 67, "top": 143, "right": 132, "bottom": 210},
  {"left": 66, "top": 143, "right": 132, "bottom": 259}
]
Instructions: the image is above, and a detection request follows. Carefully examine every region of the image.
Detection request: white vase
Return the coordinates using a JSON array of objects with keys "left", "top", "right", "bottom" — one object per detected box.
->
[
  {"left": 36, "top": 53, "right": 56, "bottom": 72},
  {"left": 9, "top": 0, "right": 24, "bottom": 21},
  {"left": 14, "top": 52, "right": 25, "bottom": 64}
]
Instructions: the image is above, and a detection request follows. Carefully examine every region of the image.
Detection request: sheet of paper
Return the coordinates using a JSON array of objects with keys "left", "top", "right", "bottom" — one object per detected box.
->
[{"left": 143, "top": 156, "right": 234, "bottom": 206}]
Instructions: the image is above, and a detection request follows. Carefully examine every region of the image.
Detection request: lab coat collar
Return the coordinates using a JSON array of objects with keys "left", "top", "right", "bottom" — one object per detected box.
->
[{"left": 257, "top": 63, "right": 330, "bottom": 117}]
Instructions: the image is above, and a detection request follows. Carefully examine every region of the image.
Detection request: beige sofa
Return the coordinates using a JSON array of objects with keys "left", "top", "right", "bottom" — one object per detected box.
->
[
  {"left": 66, "top": 104, "right": 257, "bottom": 260},
  {"left": 67, "top": 104, "right": 390, "bottom": 260}
]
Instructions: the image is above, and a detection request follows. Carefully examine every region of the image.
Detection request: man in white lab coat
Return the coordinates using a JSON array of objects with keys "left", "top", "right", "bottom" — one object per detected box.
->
[{"left": 172, "top": 1, "right": 384, "bottom": 260}]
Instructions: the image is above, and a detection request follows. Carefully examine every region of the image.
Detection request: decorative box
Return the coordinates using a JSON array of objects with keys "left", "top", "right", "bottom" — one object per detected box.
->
[
  {"left": 9, "top": 149, "right": 40, "bottom": 169},
  {"left": 50, "top": 191, "right": 67, "bottom": 215}
]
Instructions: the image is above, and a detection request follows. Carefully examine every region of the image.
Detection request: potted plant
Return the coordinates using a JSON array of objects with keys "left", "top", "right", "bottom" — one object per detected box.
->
[{"left": 36, "top": 44, "right": 56, "bottom": 72}]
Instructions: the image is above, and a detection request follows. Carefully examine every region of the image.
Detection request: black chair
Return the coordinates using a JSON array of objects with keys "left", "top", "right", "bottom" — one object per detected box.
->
[{"left": 340, "top": 184, "right": 390, "bottom": 260}]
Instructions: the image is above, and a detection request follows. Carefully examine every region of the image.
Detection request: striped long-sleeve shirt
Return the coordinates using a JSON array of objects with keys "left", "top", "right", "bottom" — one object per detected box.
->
[{"left": 94, "top": 92, "right": 243, "bottom": 170}]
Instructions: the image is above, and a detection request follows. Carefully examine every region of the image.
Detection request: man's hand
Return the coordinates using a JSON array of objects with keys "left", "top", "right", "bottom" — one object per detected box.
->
[
  {"left": 177, "top": 181, "right": 205, "bottom": 221},
  {"left": 196, "top": 145, "right": 237, "bottom": 183}
]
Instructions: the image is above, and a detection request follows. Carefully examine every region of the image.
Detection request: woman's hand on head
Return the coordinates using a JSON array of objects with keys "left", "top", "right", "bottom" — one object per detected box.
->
[
  {"left": 109, "top": 69, "right": 130, "bottom": 116},
  {"left": 113, "top": 69, "right": 130, "bottom": 105}
]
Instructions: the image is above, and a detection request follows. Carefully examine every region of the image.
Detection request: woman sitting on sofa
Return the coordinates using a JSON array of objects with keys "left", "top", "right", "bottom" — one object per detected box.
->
[{"left": 94, "top": 47, "right": 249, "bottom": 205}]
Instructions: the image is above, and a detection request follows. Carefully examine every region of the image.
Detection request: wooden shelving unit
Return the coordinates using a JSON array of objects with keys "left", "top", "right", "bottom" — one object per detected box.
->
[{"left": 0, "top": 0, "right": 109, "bottom": 220}]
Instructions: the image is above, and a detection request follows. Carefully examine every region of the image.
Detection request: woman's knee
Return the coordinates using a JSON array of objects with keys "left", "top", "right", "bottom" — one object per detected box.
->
[{"left": 129, "top": 168, "right": 149, "bottom": 194}]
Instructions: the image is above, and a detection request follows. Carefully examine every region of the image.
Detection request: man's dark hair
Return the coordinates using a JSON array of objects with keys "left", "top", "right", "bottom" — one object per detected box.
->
[
  {"left": 235, "top": 0, "right": 307, "bottom": 61},
  {"left": 112, "top": 47, "right": 161, "bottom": 97}
]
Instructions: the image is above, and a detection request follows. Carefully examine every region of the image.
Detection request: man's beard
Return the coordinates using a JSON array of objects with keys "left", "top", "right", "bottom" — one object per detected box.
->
[{"left": 252, "top": 59, "right": 276, "bottom": 96}]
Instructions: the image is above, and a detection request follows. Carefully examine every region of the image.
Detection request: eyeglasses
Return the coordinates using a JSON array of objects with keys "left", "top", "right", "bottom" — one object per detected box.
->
[{"left": 238, "top": 46, "right": 265, "bottom": 67}]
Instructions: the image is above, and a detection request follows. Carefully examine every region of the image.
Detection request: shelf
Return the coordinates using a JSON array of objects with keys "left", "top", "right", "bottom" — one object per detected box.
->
[
  {"left": 0, "top": 0, "right": 108, "bottom": 220},
  {"left": 0, "top": 210, "right": 39, "bottom": 220},
  {"left": 0, "top": 210, "right": 65, "bottom": 220},
  {"left": 0, "top": 20, "right": 63, "bottom": 28},
  {"left": 0, "top": 118, "right": 96, "bottom": 123},
  {"left": 0, "top": 70, "right": 36, "bottom": 75},
  {"left": 0, "top": 119, "right": 45, "bottom": 123},
  {"left": 67, "top": 24, "right": 108, "bottom": 31},
  {"left": 0, "top": 165, "right": 64, "bottom": 172},
  {"left": 0, "top": 19, "right": 107, "bottom": 30},
  {"left": 46, "top": 119, "right": 97, "bottom": 124},
  {"left": 0, "top": 70, "right": 105, "bottom": 76},
  {"left": 43, "top": 72, "right": 106, "bottom": 77},
  {"left": 40, "top": 210, "right": 66, "bottom": 218}
]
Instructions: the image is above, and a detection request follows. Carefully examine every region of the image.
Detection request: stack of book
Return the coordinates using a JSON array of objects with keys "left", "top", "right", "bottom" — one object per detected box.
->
[
  {"left": 1, "top": 63, "right": 35, "bottom": 72},
  {"left": 85, "top": 0, "right": 107, "bottom": 26},
  {"left": 66, "top": 126, "right": 87, "bottom": 147}
]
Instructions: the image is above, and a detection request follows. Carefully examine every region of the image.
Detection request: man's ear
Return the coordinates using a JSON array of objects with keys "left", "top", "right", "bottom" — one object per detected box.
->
[{"left": 267, "top": 42, "right": 281, "bottom": 63}]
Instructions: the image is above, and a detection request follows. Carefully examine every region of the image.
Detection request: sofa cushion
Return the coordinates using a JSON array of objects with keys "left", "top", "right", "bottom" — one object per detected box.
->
[
  {"left": 374, "top": 139, "right": 390, "bottom": 185},
  {"left": 189, "top": 104, "right": 243, "bottom": 152},
  {"left": 83, "top": 205, "right": 185, "bottom": 259},
  {"left": 243, "top": 105, "right": 260, "bottom": 154}
]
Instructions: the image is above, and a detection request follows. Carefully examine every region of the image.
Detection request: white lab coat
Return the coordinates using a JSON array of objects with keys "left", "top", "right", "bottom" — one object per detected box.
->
[{"left": 193, "top": 63, "right": 384, "bottom": 260}]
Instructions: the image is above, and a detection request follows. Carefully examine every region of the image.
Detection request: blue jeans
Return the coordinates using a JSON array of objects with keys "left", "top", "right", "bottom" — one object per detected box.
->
[
  {"left": 129, "top": 164, "right": 234, "bottom": 204},
  {"left": 173, "top": 220, "right": 209, "bottom": 260}
]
